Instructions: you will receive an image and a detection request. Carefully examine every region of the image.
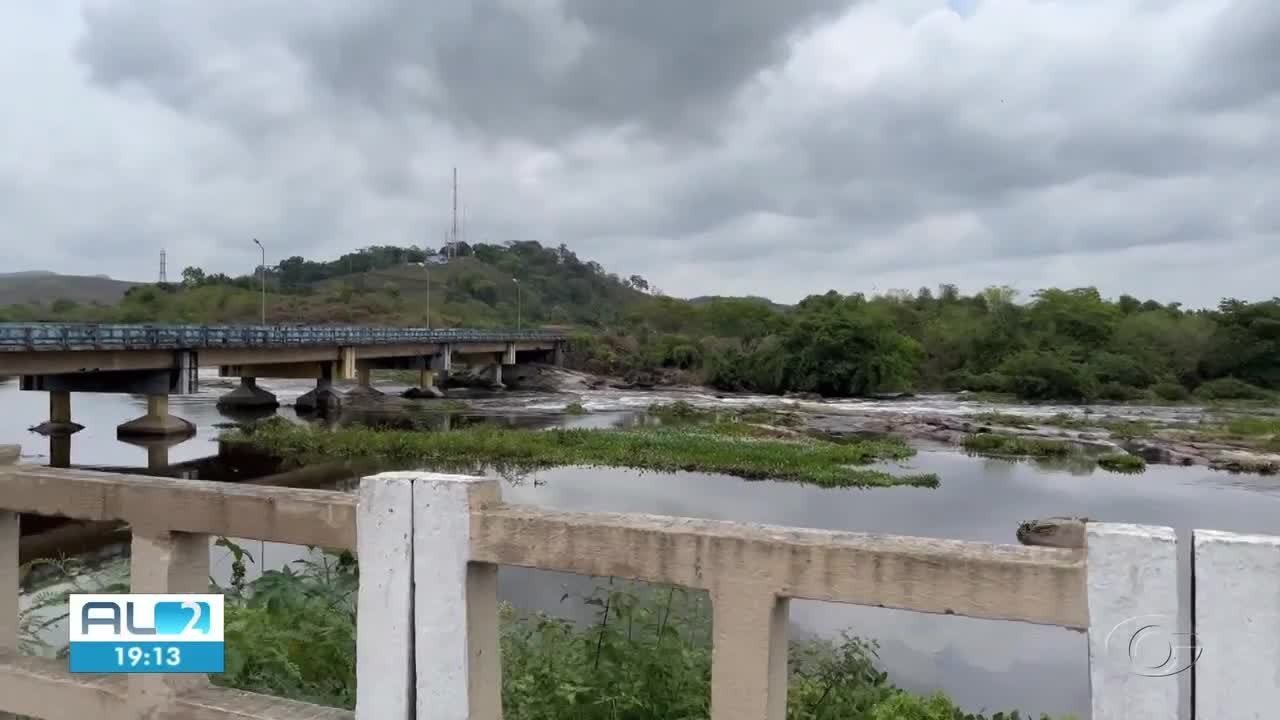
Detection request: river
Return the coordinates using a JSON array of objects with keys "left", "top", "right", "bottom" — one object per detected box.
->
[{"left": 5, "top": 372, "right": 1280, "bottom": 718}]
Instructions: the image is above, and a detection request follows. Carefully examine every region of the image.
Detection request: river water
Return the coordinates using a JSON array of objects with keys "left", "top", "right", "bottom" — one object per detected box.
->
[{"left": 5, "top": 373, "right": 1280, "bottom": 718}]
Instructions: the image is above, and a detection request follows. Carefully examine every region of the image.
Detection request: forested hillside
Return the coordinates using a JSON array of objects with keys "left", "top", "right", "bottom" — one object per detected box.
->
[
  {"left": 1, "top": 241, "right": 1276, "bottom": 403},
  {"left": 573, "top": 286, "right": 1279, "bottom": 404},
  {"left": 0, "top": 241, "right": 652, "bottom": 329}
]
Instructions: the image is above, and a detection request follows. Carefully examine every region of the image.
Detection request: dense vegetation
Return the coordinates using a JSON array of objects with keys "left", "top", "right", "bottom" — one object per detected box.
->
[
  {"left": 20, "top": 547, "right": 1072, "bottom": 719},
  {"left": 222, "top": 412, "right": 939, "bottom": 488},
  {"left": 590, "top": 287, "right": 1280, "bottom": 404},
  {"left": 4, "top": 241, "right": 1277, "bottom": 403}
]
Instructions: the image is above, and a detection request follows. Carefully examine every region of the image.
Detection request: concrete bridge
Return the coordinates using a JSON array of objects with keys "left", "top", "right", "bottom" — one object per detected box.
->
[
  {"left": 0, "top": 323, "right": 566, "bottom": 438},
  {"left": 1, "top": 448, "right": 1277, "bottom": 718}
]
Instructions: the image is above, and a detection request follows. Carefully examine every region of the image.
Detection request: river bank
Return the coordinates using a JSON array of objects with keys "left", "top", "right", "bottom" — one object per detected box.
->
[{"left": 347, "top": 365, "right": 1280, "bottom": 476}]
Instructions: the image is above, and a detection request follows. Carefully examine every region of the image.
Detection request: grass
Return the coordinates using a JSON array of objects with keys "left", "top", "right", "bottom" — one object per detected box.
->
[
  {"left": 961, "top": 433, "right": 1074, "bottom": 457},
  {"left": 971, "top": 411, "right": 1161, "bottom": 439},
  {"left": 650, "top": 400, "right": 805, "bottom": 428},
  {"left": 564, "top": 401, "right": 588, "bottom": 415},
  {"left": 224, "top": 417, "right": 939, "bottom": 489},
  {"left": 1096, "top": 453, "right": 1147, "bottom": 474},
  {"left": 1223, "top": 416, "right": 1280, "bottom": 437},
  {"left": 963, "top": 433, "right": 1150, "bottom": 475},
  {"left": 19, "top": 545, "right": 1070, "bottom": 719}
]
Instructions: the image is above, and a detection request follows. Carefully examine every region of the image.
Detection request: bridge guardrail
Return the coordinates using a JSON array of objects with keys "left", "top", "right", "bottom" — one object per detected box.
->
[
  {"left": 0, "top": 323, "right": 564, "bottom": 352},
  {"left": 6, "top": 459, "right": 1265, "bottom": 718}
]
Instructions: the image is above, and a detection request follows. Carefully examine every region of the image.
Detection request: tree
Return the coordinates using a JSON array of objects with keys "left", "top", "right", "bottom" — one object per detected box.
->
[{"left": 181, "top": 266, "right": 206, "bottom": 287}]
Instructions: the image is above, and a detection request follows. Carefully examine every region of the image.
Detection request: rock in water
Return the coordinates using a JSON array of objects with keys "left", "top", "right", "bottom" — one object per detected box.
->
[{"left": 1016, "top": 516, "right": 1087, "bottom": 549}]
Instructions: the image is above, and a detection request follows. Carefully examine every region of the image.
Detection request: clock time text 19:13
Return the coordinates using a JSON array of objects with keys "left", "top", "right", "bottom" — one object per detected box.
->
[{"left": 116, "top": 645, "right": 182, "bottom": 667}]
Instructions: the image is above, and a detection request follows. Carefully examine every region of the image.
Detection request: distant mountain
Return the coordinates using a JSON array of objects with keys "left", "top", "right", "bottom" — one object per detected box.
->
[
  {"left": 0, "top": 272, "right": 140, "bottom": 307},
  {"left": 0, "top": 270, "right": 58, "bottom": 279}
]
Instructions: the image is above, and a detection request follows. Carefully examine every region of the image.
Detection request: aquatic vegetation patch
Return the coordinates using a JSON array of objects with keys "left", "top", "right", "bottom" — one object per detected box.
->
[
  {"left": 224, "top": 417, "right": 938, "bottom": 488},
  {"left": 1095, "top": 453, "right": 1147, "bottom": 474},
  {"left": 648, "top": 400, "right": 805, "bottom": 428},
  {"left": 961, "top": 433, "right": 1075, "bottom": 457}
]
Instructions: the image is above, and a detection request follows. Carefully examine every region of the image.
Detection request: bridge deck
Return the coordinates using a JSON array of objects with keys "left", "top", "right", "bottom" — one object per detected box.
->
[{"left": 0, "top": 323, "right": 563, "bottom": 352}]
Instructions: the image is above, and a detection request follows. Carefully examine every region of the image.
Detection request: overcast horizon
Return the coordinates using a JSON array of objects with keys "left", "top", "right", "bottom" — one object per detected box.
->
[{"left": 2, "top": 1, "right": 1276, "bottom": 309}]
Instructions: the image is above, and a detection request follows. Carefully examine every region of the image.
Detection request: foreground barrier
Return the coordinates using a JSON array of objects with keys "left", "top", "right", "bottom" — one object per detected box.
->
[{"left": 0, "top": 445, "right": 1273, "bottom": 718}]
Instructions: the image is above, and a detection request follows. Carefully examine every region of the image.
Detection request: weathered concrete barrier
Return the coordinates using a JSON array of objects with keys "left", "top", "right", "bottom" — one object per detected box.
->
[{"left": 1, "top": 451, "right": 1279, "bottom": 718}]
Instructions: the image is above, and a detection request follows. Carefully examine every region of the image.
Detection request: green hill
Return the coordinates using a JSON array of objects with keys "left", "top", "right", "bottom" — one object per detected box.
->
[
  {"left": 0, "top": 241, "right": 657, "bottom": 330},
  {"left": 0, "top": 271, "right": 139, "bottom": 307}
]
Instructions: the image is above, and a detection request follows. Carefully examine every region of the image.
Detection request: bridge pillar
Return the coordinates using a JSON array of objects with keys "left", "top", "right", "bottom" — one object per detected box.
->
[
  {"left": 296, "top": 377, "right": 344, "bottom": 414},
  {"left": 30, "top": 390, "right": 85, "bottom": 436},
  {"left": 431, "top": 345, "right": 453, "bottom": 372},
  {"left": 486, "top": 363, "right": 505, "bottom": 390},
  {"left": 117, "top": 395, "right": 196, "bottom": 439},
  {"left": 49, "top": 434, "right": 71, "bottom": 468},
  {"left": 348, "top": 367, "right": 384, "bottom": 399},
  {"left": 215, "top": 377, "right": 280, "bottom": 411},
  {"left": 402, "top": 368, "right": 445, "bottom": 399},
  {"left": 339, "top": 346, "right": 357, "bottom": 381},
  {"left": 554, "top": 341, "right": 565, "bottom": 367}
]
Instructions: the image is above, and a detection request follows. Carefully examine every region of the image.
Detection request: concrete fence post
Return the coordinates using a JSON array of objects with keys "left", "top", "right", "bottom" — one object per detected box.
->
[
  {"left": 709, "top": 589, "right": 790, "bottom": 720},
  {"left": 356, "top": 473, "right": 415, "bottom": 719},
  {"left": 0, "top": 509, "right": 15, "bottom": 653},
  {"left": 1085, "top": 523, "right": 1180, "bottom": 720},
  {"left": 412, "top": 472, "right": 502, "bottom": 720},
  {"left": 126, "top": 529, "right": 212, "bottom": 717},
  {"left": 0, "top": 445, "right": 18, "bottom": 720},
  {"left": 1193, "top": 529, "right": 1280, "bottom": 717}
]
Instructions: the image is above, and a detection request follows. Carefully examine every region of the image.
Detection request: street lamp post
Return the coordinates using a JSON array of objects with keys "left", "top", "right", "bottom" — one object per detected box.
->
[
  {"left": 252, "top": 238, "right": 266, "bottom": 324},
  {"left": 425, "top": 260, "right": 431, "bottom": 329},
  {"left": 512, "top": 278, "right": 521, "bottom": 330}
]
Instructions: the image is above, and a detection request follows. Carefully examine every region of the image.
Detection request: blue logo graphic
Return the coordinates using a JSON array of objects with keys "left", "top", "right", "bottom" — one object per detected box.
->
[
  {"left": 155, "top": 601, "right": 211, "bottom": 635},
  {"left": 70, "top": 594, "right": 224, "bottom": 675},
  {"left": 80, "top": 600, "right": 211, "bottom": 636}
]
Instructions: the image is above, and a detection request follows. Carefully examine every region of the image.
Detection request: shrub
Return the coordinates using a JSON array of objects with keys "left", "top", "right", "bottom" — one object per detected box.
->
[
  {"left": 1193, "top": 378, "right": 1272, "bottom": 401},
  {"left": 1096, "top": 382, "right": 1144, "bottom": 402},
  {"left": 1088, "top": 352, "right": 1156, "bottom": 389},
  {"left": 946, "top": 371, "right": 1011, "bottom": 394},
  {"left": 1150, "top": 381, "right": 1191, "bottom": 402},
  {"left": 997, "top": 352, "right": 1096, "bottom": 402}
]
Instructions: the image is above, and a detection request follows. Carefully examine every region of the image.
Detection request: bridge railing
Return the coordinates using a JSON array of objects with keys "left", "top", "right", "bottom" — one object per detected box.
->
[
  {"left": 0, "top": 323, "right": 564, "bottom": 352},
  {"left": 1, "top": 453, "right": 1273, "bottom": 718}
]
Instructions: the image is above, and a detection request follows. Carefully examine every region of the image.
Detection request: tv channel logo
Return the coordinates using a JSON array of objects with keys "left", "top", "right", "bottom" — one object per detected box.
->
[{"left": 69, "top": 594, "right": 225, "bottom": 674}]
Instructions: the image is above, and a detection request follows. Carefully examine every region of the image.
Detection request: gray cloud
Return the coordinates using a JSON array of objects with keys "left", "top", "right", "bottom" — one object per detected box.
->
[{"left": 1, "top": 0, "right": 1276, "bottom": 308}]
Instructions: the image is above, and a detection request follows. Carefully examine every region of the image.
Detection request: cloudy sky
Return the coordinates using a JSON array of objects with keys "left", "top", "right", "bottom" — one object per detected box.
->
[{"left": 2, "top": 0, "right": 1275, "bottom": 307}]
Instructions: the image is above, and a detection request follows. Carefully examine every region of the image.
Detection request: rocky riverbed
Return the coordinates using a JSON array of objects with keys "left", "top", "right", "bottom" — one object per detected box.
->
[
  {"left": 217, "top": 364, "right": 1280, "bottom": 475},
  {"left": 454, "top": 366, "right": 1280, "bottom": 475}
]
